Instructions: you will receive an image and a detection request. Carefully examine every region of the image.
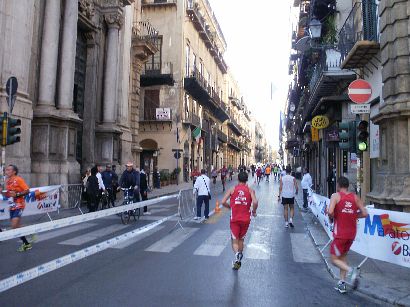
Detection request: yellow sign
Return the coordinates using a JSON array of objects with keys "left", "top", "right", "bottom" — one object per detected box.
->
[
  {"left": 312, "top": 115, "right": 330, "bottom": 129},
  {"left": 311, "top": 127, "right": 319, "bottom": 142}
]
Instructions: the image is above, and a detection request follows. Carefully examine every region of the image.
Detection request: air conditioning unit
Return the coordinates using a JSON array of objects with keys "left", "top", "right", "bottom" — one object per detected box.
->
[{"left": 156, "top": 108, "right": 171, "bottom": 120}]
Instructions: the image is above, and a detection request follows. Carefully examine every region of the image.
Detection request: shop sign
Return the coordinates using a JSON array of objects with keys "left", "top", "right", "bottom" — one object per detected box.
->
[
  {"left": 311, "top": 127, "right": 319, "bottom": 142},
  {"left": 312, "top": 115, "right": 330, "bottom": 129}
]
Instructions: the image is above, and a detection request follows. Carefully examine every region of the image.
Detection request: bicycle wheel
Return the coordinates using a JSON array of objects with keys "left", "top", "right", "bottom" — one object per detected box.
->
[
  {"left": 121, "top": 211, "right": 130, "bottom": 224},
  {"left": 133, "top": 208, "right": 141, "bottom": 221}
]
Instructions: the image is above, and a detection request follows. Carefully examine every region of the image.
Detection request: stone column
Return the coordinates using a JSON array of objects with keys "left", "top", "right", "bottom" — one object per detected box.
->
[
  {"left": 57, "top": 0, "right": 78, "bottom": 111},
  {"left": 368, "top": 0, "right": 410, "bottom": 212},
  {"left": 38, "top": 0, "right": 61, "bottom": 109},
  {"left": 103, "top": 13, "right": 123, "bottom": 124}
]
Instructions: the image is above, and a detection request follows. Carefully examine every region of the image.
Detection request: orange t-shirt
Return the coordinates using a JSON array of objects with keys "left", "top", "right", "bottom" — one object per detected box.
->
[
  {"left": 6, "top": 176, "right": 29, "bottom": 210},
  {"left": 265, "top": 167, "right": 271, "bottom": 174}
]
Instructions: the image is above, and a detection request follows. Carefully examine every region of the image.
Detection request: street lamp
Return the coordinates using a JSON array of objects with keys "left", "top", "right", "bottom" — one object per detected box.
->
[{"left": 309, "top": 18, "right": 322, "bottom": 39}]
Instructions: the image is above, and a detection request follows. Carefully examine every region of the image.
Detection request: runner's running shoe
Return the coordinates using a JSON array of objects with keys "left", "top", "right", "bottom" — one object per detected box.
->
[
  {"left": 334, "top": 281, "right": 347, "bottom": 294},
  {"left": 18, "top": 243, "right": 32, "bottom": 252},
  {"left": 232, "top": 260, "right": 241, "bottom": 270},
  {"left": 285, "top": 222, "right": 289, "bottom": 228}
]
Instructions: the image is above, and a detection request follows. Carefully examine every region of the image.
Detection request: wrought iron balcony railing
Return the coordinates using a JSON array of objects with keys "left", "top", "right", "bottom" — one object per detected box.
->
[
  {"left": 142, "top": 0, "right": 177, "bottom": 5},
  {"left": 338, "top": 1, "right": 379, "bottom": 67},
  {"left": 133, "top": 21, "right": 158, "bottom": 46}
]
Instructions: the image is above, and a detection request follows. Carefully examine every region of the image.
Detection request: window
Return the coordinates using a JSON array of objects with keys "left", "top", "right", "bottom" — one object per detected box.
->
[
  {"left": 185, "top": 44, "right": 190, "bottom": 77},
  {"left": 144, "top": 90, "right": 160, "bottom": 120},
  {"left": 145, "top": 36, "right": 163, "bottom": 73},
  {"left": 192, "top": 53, "right": 197, "bottom": 72}
]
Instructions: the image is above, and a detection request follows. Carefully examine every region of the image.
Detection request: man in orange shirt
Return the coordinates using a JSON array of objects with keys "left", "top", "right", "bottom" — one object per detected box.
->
[
  {"left": 265, "top": 165, "right": 271, "bottom": 182},
  {"left": 2, "top": 165, "right": 31, "bottom": 251}
]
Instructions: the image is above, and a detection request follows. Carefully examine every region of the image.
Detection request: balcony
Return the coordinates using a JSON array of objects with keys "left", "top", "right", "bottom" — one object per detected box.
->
[
  {"left": 338, "top": 1, "right": 379, "bottom": 69},
  {"left": 182, "top": 112, "right": 201, "bottom": 128},
  {"left": 286, "top": 139, "right": 299, "bottom": 150},
  {"left": 228, "top": 117, "right": 243, "bottom": 136},
  {"left": 184, "top": 69, "right": 229, "bottom": 122},
  {"left": 217, "top": 129, "right": 228, "bottom": 143},
  {"left": 141, "top": 62, "right": 174, "bottom": 87},
  {"left": 186, "top": 0, "right": 228, "bottom": 73},
  {"left": 132, "top": 21, "right": 158, "bottom": 61},
  {"left": 142, "top": 0, "right": 177, "bottom": 7},
  {"left": 228, "top": 137, "right": 241, "bottom": 151},
  {"left": 302, "top": 48, "right": 355, "bottom": 123}
]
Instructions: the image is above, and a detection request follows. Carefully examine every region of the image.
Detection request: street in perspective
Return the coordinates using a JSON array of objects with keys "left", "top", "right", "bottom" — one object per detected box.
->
[{"left": 1, "top": 0, "right": 410, "bottom": 306}]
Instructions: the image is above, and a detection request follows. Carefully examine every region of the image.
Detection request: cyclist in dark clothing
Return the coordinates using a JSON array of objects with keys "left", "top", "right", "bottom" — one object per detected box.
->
[
  {"left": 119, "top": 162, "right": 140, "bottom": 202},
  {"left": 101, "top": 165, "right": 118, "bottom": 207}
]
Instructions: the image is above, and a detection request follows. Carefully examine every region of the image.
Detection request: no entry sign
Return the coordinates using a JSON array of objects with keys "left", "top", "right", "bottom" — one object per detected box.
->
[{"left": 348, "top": 79, "right": 372, "bottom": 104}]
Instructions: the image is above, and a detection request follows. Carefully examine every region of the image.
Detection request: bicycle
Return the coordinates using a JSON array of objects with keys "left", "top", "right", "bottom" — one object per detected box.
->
[{"left": 120, "top": 187, "right": 141, "bottom": 225}]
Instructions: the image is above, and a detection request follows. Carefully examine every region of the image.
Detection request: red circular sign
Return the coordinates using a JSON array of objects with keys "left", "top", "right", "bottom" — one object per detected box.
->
[{"left": 348, "top": 79, "right": 372, "bottom": 104}]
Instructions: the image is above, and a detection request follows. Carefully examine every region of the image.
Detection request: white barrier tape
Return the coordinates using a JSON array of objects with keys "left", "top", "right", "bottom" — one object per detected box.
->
[
  {"left": 0, "top": 194, "right": 178, "bottom": 242},
  {"left": 0, "top": 214, "right": 177, "bottom": 293}
]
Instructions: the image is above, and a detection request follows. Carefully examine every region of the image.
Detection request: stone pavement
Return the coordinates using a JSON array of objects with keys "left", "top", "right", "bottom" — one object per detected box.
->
[{"left": 296, "top": 181, "right": 410, "bottom": 306}]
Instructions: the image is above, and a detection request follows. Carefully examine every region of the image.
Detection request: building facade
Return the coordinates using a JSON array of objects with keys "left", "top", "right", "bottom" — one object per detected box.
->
[
  {"left": 139, "top": 0, "right": 258, "bottom": 181},
  {"left": 285, "top": 0, "right": 410, "bottom": 212},
  {"left": 0, "top": 0, "right": 157, "bottom": 186}
]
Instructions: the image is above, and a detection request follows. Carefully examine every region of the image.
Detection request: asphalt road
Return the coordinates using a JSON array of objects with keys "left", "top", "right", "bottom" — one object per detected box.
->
[{"left": 0, "top": 177, "right": 387, "bottom": 306}]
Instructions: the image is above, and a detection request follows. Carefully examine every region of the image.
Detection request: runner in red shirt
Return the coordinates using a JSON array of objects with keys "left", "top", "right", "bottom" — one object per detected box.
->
[
  {"left": 328, "top": 176, "right": 367, "bottom": 293},
  {"left": 222, "top": 171, "right": 258, "bottom": 270}
]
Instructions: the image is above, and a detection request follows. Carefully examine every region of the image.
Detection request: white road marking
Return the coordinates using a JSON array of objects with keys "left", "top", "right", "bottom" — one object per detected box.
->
[
  {"left": 111, "top": 225, "right": 166, "bottom": 249},
  {"left": 193, "top": 230, "right": 230, "bottom": 256},
  {"left": 246, "top": 229, "right": 272, "bottom": 260},
  {"left": 59, "top": 224, "right": 129, "bottom": 246},
  {"left": 36, "top": 223, "right": 98, "bottom": 242},
  {"left": 290, "top": 233, "right": 321, "bottom": 263},
  {"left": 145, "top": 227, "right": 199, "bottom": 253}
]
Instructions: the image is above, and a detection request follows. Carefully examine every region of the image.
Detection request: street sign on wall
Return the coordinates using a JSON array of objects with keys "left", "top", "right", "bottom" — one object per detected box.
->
[
  {"left": 311, "top": 115, "right": 329, "bottom": 129},
  {"left": 311, "top": 127, "right": 319, "bottom": 142},
  {"left": 351, "top": 104, "right": 370, "bottom": 114},
  {"left": 348, "top": 79, "right": 372, "bottom": 104}
]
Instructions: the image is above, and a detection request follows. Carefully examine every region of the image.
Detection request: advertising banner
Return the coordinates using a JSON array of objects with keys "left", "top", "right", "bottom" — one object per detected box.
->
[
  {"left": 0, "top": 185, "right": 60, "bottom": 220},
  {"left": 308, "top": 190, "right": 410, "bottom": 268}
]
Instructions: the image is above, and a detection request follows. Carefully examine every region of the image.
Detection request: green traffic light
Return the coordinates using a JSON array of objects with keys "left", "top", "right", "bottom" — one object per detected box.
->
[{"left": 358, "top": 142, "right": 367, "bottom": 151}]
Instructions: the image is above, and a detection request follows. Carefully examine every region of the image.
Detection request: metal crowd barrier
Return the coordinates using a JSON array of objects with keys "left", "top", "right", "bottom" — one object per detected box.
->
[
  {"left": 59, "top": 184, "right": 84, "bottom": 214},
  {"left": 173, "top": 189, "right": 196, "bottom": 232}
]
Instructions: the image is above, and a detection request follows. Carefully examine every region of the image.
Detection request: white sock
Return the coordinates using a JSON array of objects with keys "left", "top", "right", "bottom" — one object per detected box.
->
[{"left": 289, "top": 218, "right": 293, "bottom": 223}]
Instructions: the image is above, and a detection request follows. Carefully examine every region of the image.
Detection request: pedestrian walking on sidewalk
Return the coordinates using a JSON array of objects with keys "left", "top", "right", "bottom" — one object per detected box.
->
[
  {"left": 86, "top": 167, "right": 100, "bottom": 212},
  {"left": 301, "top": 168, "right": 313, "bottom": 211},
  {"left": 102, "top": 164, "right": 117, "bottom": 207},
  {"left": 1, "top": 165, "right": 32, "bottom": 252},
  {"left": 278, "top": 165, "right": 298, "bottom": 228},
  {"left": 140, "top": 169, "right": 150, "bottom": 215},
  {"left": 193, "top": 169, "right": 211, "bottom": 221},
  {"left": 222, "top": 171, "right": 258, "bottom": 270},
  {"left": 327, "top": 176, "right": 368, "bottom": 294}
]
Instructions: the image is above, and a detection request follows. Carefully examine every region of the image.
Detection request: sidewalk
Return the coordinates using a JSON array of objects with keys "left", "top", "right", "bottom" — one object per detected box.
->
[{"left": 296, "top": 181, "right": 410, "bottom": 306}]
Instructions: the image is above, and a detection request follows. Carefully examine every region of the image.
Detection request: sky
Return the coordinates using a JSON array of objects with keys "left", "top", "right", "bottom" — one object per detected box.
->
[{"left": 209, "top": 0, "right": 294, "bottom": 150}]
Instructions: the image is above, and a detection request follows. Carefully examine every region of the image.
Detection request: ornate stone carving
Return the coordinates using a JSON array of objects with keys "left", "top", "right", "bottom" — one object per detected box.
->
[
  {"left": 104, "top": 12, "right": 123, "bottom": 28},
  {"left": 79, "top": 0, "right": 95, "bottom": 19}
]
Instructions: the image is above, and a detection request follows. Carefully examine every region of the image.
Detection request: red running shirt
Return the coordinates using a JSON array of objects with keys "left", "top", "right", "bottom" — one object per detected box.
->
[
  {"left": 230, "top": 185, "right": 252, "bottom": 223},
  {"left": 333, "top": 192, "right": 358, "bottom": 240}
]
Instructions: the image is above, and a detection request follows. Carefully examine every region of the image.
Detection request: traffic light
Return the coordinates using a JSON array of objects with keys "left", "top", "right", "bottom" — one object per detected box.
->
[
  {"left": 357, "top": 120, "right": 369, "bottom": 152},
  {"left": 0, "top": 115, "right": 6, "bottom": 146},
  {"left": 339, "top": 121, "right": 357, "bottom": 153},
  {"left": 7, "top": 117, "right": 21, "bottom": 145},
  {"left": 338, "top": 122, "right": 350, "bottom": 150}
]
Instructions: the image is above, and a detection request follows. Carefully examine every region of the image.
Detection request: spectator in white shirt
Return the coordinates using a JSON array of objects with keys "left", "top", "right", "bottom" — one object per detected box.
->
[
  {"left": 193, "top": 169, "right": 211, "bottom": 221},
  {"left": 96, "top": 165, "right": 106, "bottom": 191},
  {"left": 301, "top": 168, "right": 313, "bottom": 210}
]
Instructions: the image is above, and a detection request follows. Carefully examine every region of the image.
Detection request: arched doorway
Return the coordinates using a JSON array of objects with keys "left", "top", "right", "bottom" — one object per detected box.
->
[{"left": 140, "top": 139, "right": 158, "bottom": 187}]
